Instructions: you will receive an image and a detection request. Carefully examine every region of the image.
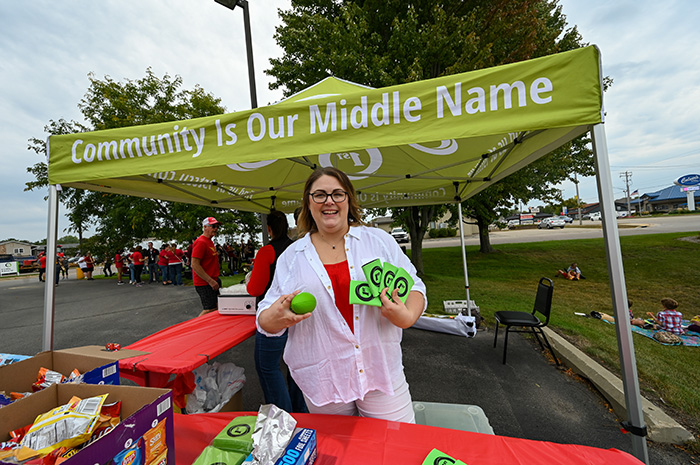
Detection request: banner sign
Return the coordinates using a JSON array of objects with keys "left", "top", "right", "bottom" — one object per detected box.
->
[{"left": 0, "top": 261, "right": 19, "bottom": 276}]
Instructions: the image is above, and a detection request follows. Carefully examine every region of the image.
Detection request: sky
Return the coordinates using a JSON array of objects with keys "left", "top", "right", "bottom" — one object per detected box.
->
[{"left": 1, "top": 0, "right": 698, "bottom": 243}]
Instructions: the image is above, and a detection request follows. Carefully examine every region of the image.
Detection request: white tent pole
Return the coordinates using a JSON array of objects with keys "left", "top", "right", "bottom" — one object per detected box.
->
[
  {"left": 591, "top": 123, "right": 649, "bottom": 464},
  {"left": 43, "top": 183, "right": 60, "bottom": 351},
  {"left": 454, "top": 184, "right": 472, "bottom": 315}
]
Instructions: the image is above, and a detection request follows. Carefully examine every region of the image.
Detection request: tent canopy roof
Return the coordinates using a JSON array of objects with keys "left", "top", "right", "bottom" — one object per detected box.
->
[{"left": 48, "top": 46, "right": 603, "bottom": 213}]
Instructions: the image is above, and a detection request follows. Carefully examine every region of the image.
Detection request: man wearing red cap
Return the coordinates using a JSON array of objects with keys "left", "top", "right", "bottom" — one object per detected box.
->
[{"left": 191, "top": 217, "right": 222, "bottom": 316}]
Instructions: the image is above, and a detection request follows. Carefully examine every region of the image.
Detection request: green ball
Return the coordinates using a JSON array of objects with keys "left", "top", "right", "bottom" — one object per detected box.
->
[{"left": 290, "top": 292, "right": 316, "bottom": 314}]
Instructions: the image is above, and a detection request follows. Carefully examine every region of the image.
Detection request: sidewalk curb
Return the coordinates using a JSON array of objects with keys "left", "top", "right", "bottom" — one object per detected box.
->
[{"left": 543, "top": 327, "right": 695, "bottom": 445}]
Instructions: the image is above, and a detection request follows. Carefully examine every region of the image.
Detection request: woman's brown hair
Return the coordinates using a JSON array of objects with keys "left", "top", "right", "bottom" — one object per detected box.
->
[{"left": 296, "top": 167, "right": 367, "bottom": 236}]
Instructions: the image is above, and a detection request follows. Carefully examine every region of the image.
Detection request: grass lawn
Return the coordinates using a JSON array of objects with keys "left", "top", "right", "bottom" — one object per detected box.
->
[{"left": 420, "top": 231, "right": 700, "bottom": 435}]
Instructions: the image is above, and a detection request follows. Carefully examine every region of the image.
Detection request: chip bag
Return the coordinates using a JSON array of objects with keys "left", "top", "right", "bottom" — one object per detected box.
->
[{"left": 18, "top": 394, "right": 108, "bottom": 460}]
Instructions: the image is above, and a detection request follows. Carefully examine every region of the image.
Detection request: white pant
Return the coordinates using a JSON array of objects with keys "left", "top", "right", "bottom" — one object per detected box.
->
[{"left": 304, "top": 372, "right": 415, "bottom": 423}]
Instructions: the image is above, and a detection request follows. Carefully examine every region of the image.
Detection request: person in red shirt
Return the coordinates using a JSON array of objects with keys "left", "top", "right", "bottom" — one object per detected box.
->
[
  {"left": 158, "top": 244, "right": 171, "bottom": 285},
  {"left": 38, "top": 252, "right": 47, "bottom": 282},
  {"left": 84, "top": 252, "right": 95, "bottom": 280},
  {"left": 131, "top": 246, "right": 145, "bottom": 287},
  {"left": 191, "top": 217, "right": 221, "bottom": 316},
  {"left": 114, "top": 250, "right": 125, "bottom": 285}
]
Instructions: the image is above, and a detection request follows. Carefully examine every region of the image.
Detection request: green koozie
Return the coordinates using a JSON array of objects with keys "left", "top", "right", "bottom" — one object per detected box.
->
[
  {"left": 380, "top": 262, "right": 398, "bottom": 294},
  {"left": 390, "top": 267, "right": 414, "bottom": 303},
  {"left": 362, "top": 259, "right": 384, "bottom": 297},
  {"left": 192, "top": 446, "right": 248, "bottom": 465},
  {"left": 349, "top": 280, "right": 382, "bottom": 307},
  {"left": 212, "top": 416, "right": 257, "bottom": 454},
  {"left": 421, "top": 448, "right": 468, "bottom": 465}
]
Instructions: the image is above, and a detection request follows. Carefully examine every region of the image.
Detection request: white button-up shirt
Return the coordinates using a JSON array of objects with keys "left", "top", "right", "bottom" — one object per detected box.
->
[{"left": 257, "top": 225, "right": 427, "bottom": 407}]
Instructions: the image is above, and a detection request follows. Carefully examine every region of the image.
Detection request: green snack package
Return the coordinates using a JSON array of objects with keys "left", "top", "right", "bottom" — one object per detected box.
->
[
  {"left": 349, "top": 280, "right": 382, "bottom": 307},
  {"left": 211, "top": 415, "right": 257, "bottom": 454},
  {"left": 380, "top": 262, "right": 398, "bottom": 292},
  {"left": 192, "top": 446, "right": 248, "bottom": 465},
  {"left": 361, "top": 259, "right": 384, "bottom": 296},
  {"left": 390, "top": 267, "right": 414, "bottom": 303},
  {"left": 421, "top": 448, "right": 468, "bottom": 465}
]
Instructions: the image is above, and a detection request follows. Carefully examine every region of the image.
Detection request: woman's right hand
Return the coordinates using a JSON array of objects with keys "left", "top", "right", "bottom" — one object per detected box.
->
[{"left": 258, "top": 291, "right": 312, "bottom": 334}]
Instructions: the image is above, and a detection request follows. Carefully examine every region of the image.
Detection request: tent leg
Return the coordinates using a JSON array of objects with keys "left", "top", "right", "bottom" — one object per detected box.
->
[
  {"left": 592, "top": 124, "right": 649, "bottom": 464},
  {"left": 457, "top": 202, "right": 471, "bottom": 315},
  {"left": 43, "top": 184, "right": 60, "bottom": 351}
]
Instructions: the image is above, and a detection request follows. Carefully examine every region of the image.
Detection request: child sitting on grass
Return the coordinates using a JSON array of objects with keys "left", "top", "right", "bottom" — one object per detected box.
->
[{"left": 646, "top": 298, "right": 684, "bottom": 335}]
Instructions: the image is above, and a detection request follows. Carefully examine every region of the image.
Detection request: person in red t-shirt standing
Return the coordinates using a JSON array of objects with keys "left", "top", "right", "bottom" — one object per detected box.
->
[
  {"left": 114, "top": 250, "right": 125, "bottom": 285},
  {"left": 84, "top": 252, "right": 95, "bottom": 280},
  {"left": 192, "top": 217, "right": 221, "bottom": 316},
  {"left": 131, "top": 247, "right": 145, "bottom": 287},
  {"left": 38, "top": 252, "right": 47, "bottom": 282}
]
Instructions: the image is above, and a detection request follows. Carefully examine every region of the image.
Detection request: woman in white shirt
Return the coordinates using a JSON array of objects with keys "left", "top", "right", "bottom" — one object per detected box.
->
[{"left": 257, "top": 167, "right": 426, "bottom": 422}]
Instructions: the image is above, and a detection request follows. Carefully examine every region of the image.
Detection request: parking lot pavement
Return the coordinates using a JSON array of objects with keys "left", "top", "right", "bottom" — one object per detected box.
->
[{"left": 0, "top": 274, "right": 694, "bottom": 464}]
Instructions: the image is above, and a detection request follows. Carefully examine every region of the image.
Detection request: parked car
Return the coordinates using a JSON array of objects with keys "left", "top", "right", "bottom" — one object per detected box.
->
[
  {"left": 561, "top": 215, "right": 573, "bottom": 223},
  {"left": 589, "top": 212, "right": 601, "bottom": 221},
  {"left": 538, "top": 216, "right": 566, "bottom": 229},
  {"left": 390, "top": 227, "right": 409, "bottom": 243},
  {"left": 507, "top": 219, "right": 520, "bottom": 228}
]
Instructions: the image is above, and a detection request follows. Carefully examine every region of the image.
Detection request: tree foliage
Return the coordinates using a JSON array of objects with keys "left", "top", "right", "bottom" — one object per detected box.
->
[
  {"left": 267, "top": 0, "right": 590, "bottom": 269},
  {"left": 26, "top": 70, "right": 259, "bottom": 253}
]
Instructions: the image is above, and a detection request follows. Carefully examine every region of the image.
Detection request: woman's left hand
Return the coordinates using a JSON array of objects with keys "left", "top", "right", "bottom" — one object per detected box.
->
[{"left": 378, "top": 288, "right": 424, "bottom": 329}]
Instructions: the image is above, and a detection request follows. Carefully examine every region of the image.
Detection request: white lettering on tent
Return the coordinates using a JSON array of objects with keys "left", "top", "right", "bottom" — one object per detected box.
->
[
  {"left": 351, "top": 96, "right": 368, "bottom": 129},
  {"left": 71, "top": 140, "right": 83, "bottom": 164},
  {"left": 157, "top": 134, "right": 174, "bottom": 154},
  {"left": 173, "top": 125, "right": 181, "bottom": 152},
  {"left": 404, "top": 97, "right": 421, "bottom": 122},
  {"left": 531, "top": 77, "right": 553, "bottom": 104},
  {"left": 142, "top": 136, "right": 157, "bottom": 156},
  {"left": 437, "top": 77, "right": 553, "bottom": 118},
  {"left": 370, "top": 93, "right": 390, "bottom": 127},
  {"left": 490, "top": 82, "right": 526, "bottom": 110},
  {"left": 190, "top": 128, "right": 205, "bottom": 158},
  {"left": 248, "top": 113, "right": 265, "bottom": 141},
  {"left": 84, "top": 144, "right": 96, "bottom": 162},
  {"left": 216, "top": 119, "right": 238, "bottom": 146},
  {"left": 437, "top": 83, "right": 461, "bottom": 118},
  {"left": 309, "top": 103, "right": 336, "bottom": 134},
  {"left": 466, "top": 87, "right": 486, "bottom": 114},
  {"left": 311, "top": 92, "right": 419, "bottom": 134},
  {"left": 97, "top": 141, "right": 118, "bottom": 161},
  {"left": 120, "top": 138, "right": 142, "bottom": 159}
]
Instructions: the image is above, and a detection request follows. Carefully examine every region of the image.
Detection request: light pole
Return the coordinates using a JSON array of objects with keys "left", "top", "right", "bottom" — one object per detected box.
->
[
  {"left": 214, "top": 0, "right": 269, "bottom": 244},
  {"left": 214, "top": 0, "right": 258, "bottom": 109}
]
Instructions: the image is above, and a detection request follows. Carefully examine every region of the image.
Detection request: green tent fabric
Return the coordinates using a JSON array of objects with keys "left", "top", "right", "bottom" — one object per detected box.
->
[
  {"left": 48, "top": 46, "right": 602, "bottom": 212},
  {"left": 42, "top": 45, "right": 651, "bottom": 462}
]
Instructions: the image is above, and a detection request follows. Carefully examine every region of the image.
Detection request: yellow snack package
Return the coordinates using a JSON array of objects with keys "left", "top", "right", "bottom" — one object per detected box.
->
[{"left": 18, "top": 394, "right": 108, "bottom": 460}]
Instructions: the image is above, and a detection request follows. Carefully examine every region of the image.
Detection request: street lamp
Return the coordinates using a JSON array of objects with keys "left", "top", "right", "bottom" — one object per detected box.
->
[
  {"left": 214, "top": 0, "right": 269, "bottom": 244},
  {"left": 214, "top": 0, "right": 258, "bottom": 109}
]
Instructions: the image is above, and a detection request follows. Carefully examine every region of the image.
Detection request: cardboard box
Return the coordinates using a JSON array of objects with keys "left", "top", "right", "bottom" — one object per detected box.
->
[
  {"left": 0, "top": 346, "right": 149, "bottom": 397},
  {"left": 274, "top": 428, "right": 317, "bottom": 465},
  {"left": 219, "top": 389, "right": 244, "bottom": 412},
  {"left": 0, "top": 383, "right": 174, "bottom": 465},
  {"left": 218, "top": 295, "right": 257, "bottom": 315}
]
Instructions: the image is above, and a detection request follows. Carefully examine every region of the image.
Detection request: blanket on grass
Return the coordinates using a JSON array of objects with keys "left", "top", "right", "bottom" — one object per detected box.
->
[{"left": 600, "top": 318, "right": 700, "bottom": 346}]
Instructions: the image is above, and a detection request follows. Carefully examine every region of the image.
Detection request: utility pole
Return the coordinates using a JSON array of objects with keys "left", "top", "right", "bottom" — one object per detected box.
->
[
  {"left": 574, "top": 172, "right": 582, "bottom": 225},
  {"left": 620, "top": 171, "right": 632, "bottom": 216}
]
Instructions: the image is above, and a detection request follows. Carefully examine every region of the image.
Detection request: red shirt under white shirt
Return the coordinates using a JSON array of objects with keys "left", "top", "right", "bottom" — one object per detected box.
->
[
  {"left": 191, "top": 235, "right": 219, "bottom": 286},
  {"left": 257, "top": 226, "right": 427, "bottom": 407}
]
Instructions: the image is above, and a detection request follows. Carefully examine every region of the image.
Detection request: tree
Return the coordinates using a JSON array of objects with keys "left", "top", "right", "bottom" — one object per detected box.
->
[
  {"left": 26, "top": 70, "right": 259, "bottom": 249},
  {"left": 266, "top": 0, "right": 588, "bottom": 271}
]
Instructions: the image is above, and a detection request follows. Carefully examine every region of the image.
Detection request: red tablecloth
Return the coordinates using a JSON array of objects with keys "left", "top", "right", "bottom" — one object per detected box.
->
[
  {"left": 118, "top": 312, "right": 256, "bottom": 388},
  {"left": 174, "top": 412, "right": 644, "bottom": 465}
]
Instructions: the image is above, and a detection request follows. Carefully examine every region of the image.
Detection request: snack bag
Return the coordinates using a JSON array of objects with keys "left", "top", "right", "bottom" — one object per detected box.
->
[
  {"left": 113, "top": 438, "right": 144, "bottom": 465},
  {"left": 18, "top": 394, "right": 108, "bottom": 460},
  {"left": 33, "top": 368, "right": 66, "bottom": 392},
  {"left": 143, "top": 418, "right": 167, "bottom": 465}
]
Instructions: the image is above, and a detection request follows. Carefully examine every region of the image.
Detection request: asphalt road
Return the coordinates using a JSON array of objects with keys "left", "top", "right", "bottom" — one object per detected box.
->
[
  {"left": 419, "top": 214, "right": 700, "bottom": 248},
  {"left": 1, "top": 218, "right": 698, "bottom": 464}
]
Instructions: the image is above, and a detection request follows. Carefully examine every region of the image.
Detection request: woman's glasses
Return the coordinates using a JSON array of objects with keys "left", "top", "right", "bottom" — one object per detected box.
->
[{"left": 310, "top": 190, "right": 347, "bottom": 204}]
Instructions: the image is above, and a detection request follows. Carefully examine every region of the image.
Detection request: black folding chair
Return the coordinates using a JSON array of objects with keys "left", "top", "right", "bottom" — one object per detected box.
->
[{"left": 493, "top": 277, "right": 559, "bottom": 365}]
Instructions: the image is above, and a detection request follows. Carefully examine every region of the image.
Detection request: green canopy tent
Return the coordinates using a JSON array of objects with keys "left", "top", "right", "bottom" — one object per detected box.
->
[{"left": 42, "top": 45, "right": 649, "bottom": 461}]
